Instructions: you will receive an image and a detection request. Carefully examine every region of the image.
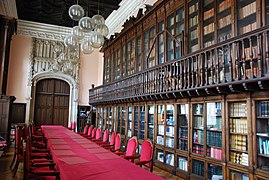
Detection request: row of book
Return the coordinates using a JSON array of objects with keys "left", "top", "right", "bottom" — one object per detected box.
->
[
  {"left": 178, "top": 157, "right": 188, "bottom": 171},
  {"left": 192, "top": 160, "right": 204, "bottom": 176},
  {"left": 166, "top": 137, "right": 174, "bottom": 148},
  {"left": 203, "top": 23, "right": 215, "bottom": 36},
  {"left": 189, "top": 2, "right": 198, "bottom": 15},
  {"left": 194, "top": 116, "right": 203, "bottom": 129},
  {"left": 258, "top": 137, "right": 269, "bottom": 155},
  {"left": 204, "top": 40, "right": 214, "bottom": 48},
  {"left": 258, "top": 101, "right": 269, "bottom": 117},
  {"left": 245, "top": 67, "right": 258, "bottom": 78},
  {"left": 179, "top": 128, "right": 188, "bottom": 139},
  {"left": 218, "top": 14, "right": 231, "bottom": 29},
  {"left": 190, "top": 28, "right": 198, "bottom": 40},
  {"left": 193, "top": 144, "right": 204, "bottom": 155},
  {"left": 230, "top": 134, "right": 247, "bottom": 151},
  {"left": 229, "top": 102, "right": 247, "bottom": 117},
  {"left": 239, "top": 22, "right": 257, "bottom": 35},
  {"left": 218, "top": 0, "right": 231, "bottom": 13},
  {"left": 207, "top": 131, "right": 222, "bottom": 147},
  {"left": 230, "top": 152, "right": 249, "bottom": 166},
  {"left": 218, "top": 32, "right": 232, "bottom": 42},
  {"left": 189, "top": 16, "right": 198, "bottom": 28},
  {"left": 194, "top": 130, "right": 204, "bottom": 144},
  {"left": 204, "top": 8, "right": 214, "bottom": 21},
  {"left": 179, "top": 140, "right": 188, "bottom": 151},
  {"left": 194, "top": 104, "right": 203, "bottom": 114},
  {"left": 243, "top": 46, "right": 258, "bottom": 60},
  {"left": 238, "top": 1, "right": 256, "bottom": 20},
  {"left": 208, "top": 147, "right": 222, "bottom": 160},
  {"left": 229, "top": 118, "right": 248, "bottom": 134}
]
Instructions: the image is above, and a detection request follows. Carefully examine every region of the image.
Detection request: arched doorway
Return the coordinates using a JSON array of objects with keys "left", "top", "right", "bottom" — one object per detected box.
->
[{"left": 34, "top": 78, "right": 70, "bottom": 126}]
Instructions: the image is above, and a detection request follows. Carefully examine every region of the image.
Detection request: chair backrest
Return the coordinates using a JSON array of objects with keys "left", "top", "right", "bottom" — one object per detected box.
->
[
  {"left": 102, "top": 129, "right": 109, "bottom": 142},
  {"left": 87, "top": 125, "right": 93, "bottom": 136},
  {"left": 91, "top": 128, "right": 96, "bottom": 138},
  {"left": 95, "top": 128, "right": 101, "bottom": 139},
  {"left": 83, "top": 125, "right": 89, "bottom": 134},
  {"left": 125, "top": 136, "right": 138, "bottom": 156},
  {"left": 114, "top": 134, "right": 121, "bottom": 151},
  {"left": 140, "top": 139, "right": 153, "bottom": 167},
  {"left": 109, "top": 131, "right": 116, "bottom": 145}
]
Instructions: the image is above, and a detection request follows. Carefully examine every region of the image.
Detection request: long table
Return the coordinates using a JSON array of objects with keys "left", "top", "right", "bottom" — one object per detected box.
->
[{"left": 42, "top": 126, "right": 163, "bottom": 180}]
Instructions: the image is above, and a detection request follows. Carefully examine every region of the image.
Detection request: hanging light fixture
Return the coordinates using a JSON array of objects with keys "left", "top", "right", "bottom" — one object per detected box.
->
[{"left": 64, "top": 0, "right": 109, "bottom": 55}]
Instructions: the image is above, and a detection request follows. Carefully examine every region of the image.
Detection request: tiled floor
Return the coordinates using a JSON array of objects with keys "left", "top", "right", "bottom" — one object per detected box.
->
[{"left": 0, "top": 145, "right": 179, "bottom": 180}]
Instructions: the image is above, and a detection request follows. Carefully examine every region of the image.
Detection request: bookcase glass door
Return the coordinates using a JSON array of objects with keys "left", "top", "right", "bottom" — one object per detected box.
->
[
  {"left": 188, "top": 0, "right": 199, "bottom": 53},
  {"left": 206, "top": 102, "right": 222, "bottom": 160},
  {"left": 166, "top": 104, "right": 175, "bottom": 148},
  {"left": 156, "top": 149, "right": 164, "bottom": 163},
  {"left": 208, "top": 163, "right": 223, "bottom": 180},
  {"left": 237, "top": 0, "right": 257, "bottom": 35},
  {"left": 255, "top": 100, "right": 269, "bottom": 172},
  {"left": 113, "top": 107, "right": 117, "bottom": 132},
  {"left": 217, "top": 0, "right": 232, "bottom": 43},
  {"left": 117, "top": 107, "right": 121, "bottom": 134},
  {"left": 165, "top": 152, "right": 174, "bottom": 166},
  {"left": 107, "top": 107, "right": 112, "bottom": 132},
  {"left": 229, "top": 101, "right": 248, "bottom": 166},
  {"left": 177, "top": 104, "right": 188, "bottom": 151},
  {"left": 148, "top": 105, "right": 154, "bottom": 142},
  {"left": 97, "top": 107, "right": 103, "bottom": 129},
  {"left": 158, "top": 21, "right": 165, "bottom": 64},
  {"left": 139, "top": 106, "right": 145, "bottom": 140},
  {"left": 229, "top": 170, "right": 249, "bottom": 179},
  {"left": 177, "top": 155, "right": 188, "bottom": 172},
  {"left": 127, "top": 106, "right": 132, "bottom": 137},
  {"left": 202, "top": 0, "right": 215, "bottom": 48},
  {"left": 157, "top": 105, "right": 165, "bottom": 146},
  {"left": 134, "top": 106, "right": 139, "bottom": 137},
  {"left": 121, "top": 107, "right": 126, "bottom": 135},
  {"left": 192, "top": 159, "right": 204, "bottom": 177},
  {"left": 267, "top": 0, "right": 269, "bottom": 25},
  {"left": 175, "top": 7, "right": 184, "bottom": 59},
  {"left": 192, "top": 103, "right": 204, "bottom": 155}
]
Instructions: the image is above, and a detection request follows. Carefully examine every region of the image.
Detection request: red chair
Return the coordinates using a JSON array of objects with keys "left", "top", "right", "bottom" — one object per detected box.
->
[
  {"left": 86, "top": 128, "right": 96, "bottom": 140},
  {"left": 95, "top": 129, "right": 109, "bottom": 145},
  {"left": 24, "top": 138, "right": 60, "bottom": 180},
  {"left": 77, "top": 125, "right": 89, "bottom": 135},
  {"left": 81, "top": 125, "right": 93, "bottom": 137},
  {"left": 91, "top": 128, "right": 102, "bottom": 142},
  {"left": 101, "top": 131, "right": 116, "bottom": 148},
  {"left": 129, "top": 139, "right": 154, "bottom": 172},
  {"left": 115, "top": 136, "right": 138, "bottom": 159},
  {"left": 109, "top": 133, "right": 121, "bottom": 153}
]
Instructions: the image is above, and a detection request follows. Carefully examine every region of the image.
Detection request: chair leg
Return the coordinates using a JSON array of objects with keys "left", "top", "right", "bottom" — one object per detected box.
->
[
  {"left": 9, "top": 152, "right": 17, "bottom": 169},
  {"left": 12, "top": 158, "right": 19, "bottom": 177}
]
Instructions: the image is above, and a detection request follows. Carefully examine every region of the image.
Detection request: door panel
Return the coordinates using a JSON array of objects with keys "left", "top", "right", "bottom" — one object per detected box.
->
[{"left": 34, "top": 79, "right": 70, "bottom": 126}]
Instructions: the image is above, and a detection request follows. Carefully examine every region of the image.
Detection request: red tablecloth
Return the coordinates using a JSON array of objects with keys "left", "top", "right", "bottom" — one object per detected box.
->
[{"left": 42, "top": 125, "right": 163, "bottom": 180}]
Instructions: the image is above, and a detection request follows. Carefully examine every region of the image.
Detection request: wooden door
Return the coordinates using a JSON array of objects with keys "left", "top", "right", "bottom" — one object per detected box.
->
[{"left": 34, "top": 79, "right": 70, "bottom": 126}]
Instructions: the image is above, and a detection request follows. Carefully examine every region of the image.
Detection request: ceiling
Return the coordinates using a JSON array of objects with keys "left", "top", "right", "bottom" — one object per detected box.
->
[{"left": 16, "top": 0, "right": 121, "bottom": 27}]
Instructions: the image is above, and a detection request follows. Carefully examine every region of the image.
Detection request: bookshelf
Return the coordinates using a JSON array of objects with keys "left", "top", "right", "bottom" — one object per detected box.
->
[
  {"left": 177, "top": 155, "right": 188, "bottom": 172},
  {"left": 158, "top": 21, "right": 165, "bottom": 64},
  {"left": 255, "top": 100, "right": 269, "bottom": 174},
  {"left": 217, "top": 0, "right": 232, "bottom": 43},
  {"left": 208, "top": 163, "right": 223, "bottom": 179},
  {"left": 202, "top": 0, "right": 215, "bottom": 48},
  {"left": 192, "top": 159, "right": 205, "bottom": 178},
  {"left": 127, "top": 106, "right": 132, "bottom": 137},
  {"left": 228, "top": 101, "right": 249, "bottom": 166},
  {"left": 134, "top": 106, "right": 139, "bottom": 137},
  {"left": 121, "top": 107, "right": 126, "bottom": 135},
  {"left": 188, "top": 0, "right": 199, "bottom": 53},
  {"left": 107, "top": 107, "right": 112, "bottom": 132},
  {"left": 97, "top": 107, "right": 104, "bottom": 129},
  {"left": 165, "top": 152, "right": 175, "bottom": 166},
  {"left": 266, "top": 0, "right": 269, "bottom": 25},
  {"left": 177, "top": 104, "right": 189, "bottom": 151},
  {"left": 237, "top": 0, "right": 257, "bottom": 35},
  {"left": 117, "top": 107, "right": 121, "bottom": 133},
  {"left": 229, "top": 169, "right": 249, "bottom": 180},
  {"left": 156, "top": 148, "right": 164, "bottom": 163},
  {"left": 192, "top": 103, "right": 204, "bottom": 155},
  {"left": 148, "top": 105, "right": 154, "bottom": 142},
  {"left": 140, "top": 106, "right": 145, "bottom": 140},
  {"left": 206, "top": 102, "right": 222, "bottom": 160},
  {"left": 157, "top": 105, "right": 165, "bottom": 146}
]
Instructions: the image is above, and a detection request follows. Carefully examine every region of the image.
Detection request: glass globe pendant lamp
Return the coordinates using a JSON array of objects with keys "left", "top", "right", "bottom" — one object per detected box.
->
[
  {"left": 64, "top": 34, "right": 79, "bottom": 51},
  {"left": 79, "top": 17, "right": 94, "bottom": 32},
  {"left": 71, "top": 26, "right": 85, "bottom": 41},
  {"left": 94, "top": 23, "right": 109, "bottom": 37},
  {"left": 90, "top": 32, "right": 104, "bottom": 48},
  {"left": 92, "top": 14, "right": 105, "bottom": 25},
  {"left": 81, "top": 38, "right": 94, "bottom": 54},
  {"left": 68, "top": 4, "right": 85, "bottom": 21}
]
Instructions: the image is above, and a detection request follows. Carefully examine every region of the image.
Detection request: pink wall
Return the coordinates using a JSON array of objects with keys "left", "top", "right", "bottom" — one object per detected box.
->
[
  {"left": 78, "top": 49, "right": 102, "bottom": 105},
  {"left": 6, "top": 35, "right": 31, "bottom": 103}
]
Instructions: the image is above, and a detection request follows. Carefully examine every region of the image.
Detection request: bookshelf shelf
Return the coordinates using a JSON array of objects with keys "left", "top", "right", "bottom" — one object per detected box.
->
[{"left": 230, "top": 148, "right": 248, "bottom": 153}]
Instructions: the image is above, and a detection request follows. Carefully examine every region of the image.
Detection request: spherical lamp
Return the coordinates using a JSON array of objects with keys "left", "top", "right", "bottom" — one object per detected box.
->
[
  {"left": 71, "top": 26, "right": 85, "bottom": 41},
  {"left": 94, "top": 23, "right": 109, "bottom": 37},
  {"left": 68, "top": 4, "right": 85, "bottom": 21},
  {"left": 81, "top": 38, "right": 94, "bottom": 54},
  {"left": 64, "top": 34, "right": 79, "bottom": 50},
  {"left": 90, "top": 32, "right": 104, "bottom": 48},
  {"left": 79, "top": 17, "right": 94, "bottom": 32},
  {"left": 92, "top": 14, "right": 105, "bottom": 25}
]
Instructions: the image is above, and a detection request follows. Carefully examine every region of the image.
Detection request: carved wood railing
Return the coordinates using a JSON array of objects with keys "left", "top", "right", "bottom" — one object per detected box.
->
[{"left": 89, "top": 26, "right": 269, "bottom": 105}]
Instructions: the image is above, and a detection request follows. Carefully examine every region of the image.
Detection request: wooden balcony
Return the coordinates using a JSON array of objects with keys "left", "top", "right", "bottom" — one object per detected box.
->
[{"left": 89, "top": 26, "right": 269, "bottom": 105}]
